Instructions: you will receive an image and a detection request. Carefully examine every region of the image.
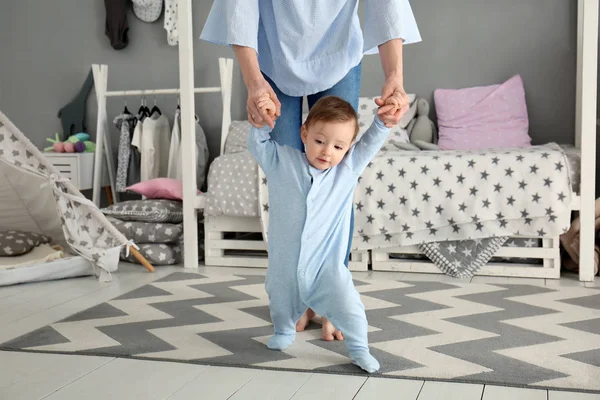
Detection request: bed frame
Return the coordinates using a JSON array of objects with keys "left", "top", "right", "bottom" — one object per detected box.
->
[
  {"left": 194, "top": 57, "right": 580, "bottom": 278},
  {"left": 173, "top": 0, "right": 597, "bottom": 281},
  {"left": 203, "top": 215, "right": 370, "bottom": 272},
  {"left": 371, "top": 223, "right": 573, "bottom": 279}
]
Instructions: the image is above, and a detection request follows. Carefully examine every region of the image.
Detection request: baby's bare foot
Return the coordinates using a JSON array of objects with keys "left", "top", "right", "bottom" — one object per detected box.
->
[
  {"left": 296, "top": 308, "right": 316, "bottom": 332},
  {"left": 322, "top": 318, "right": 344, "bottom": 341}
]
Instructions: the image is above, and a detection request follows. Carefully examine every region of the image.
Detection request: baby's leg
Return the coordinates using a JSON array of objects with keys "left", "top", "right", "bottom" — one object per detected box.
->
[
  {"left": 308, "top": 266, "right": 379, "bottom": 373},
  {"left": 295, "top": 308, "right": 315, "bottom": 332},
  {"left": 321, "top": 317, "right": 344, "bottom": 341},
  {"left": 266, "top": 271, "right": 304, "bottom": 350},
  {"left": 297, "top": 310, "right": 344, "bottom": 341}
]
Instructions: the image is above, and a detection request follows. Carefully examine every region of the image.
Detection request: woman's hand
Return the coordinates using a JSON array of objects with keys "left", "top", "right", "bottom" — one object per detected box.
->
[
  {"left": 232, "top": 45, "right": 282, "bottom": 129},
  {"left": 375, "top": 76, "right": 410, "bottom": 128},
  {"left": 246, "top": 78, "right": 281, "bottom": 129}
]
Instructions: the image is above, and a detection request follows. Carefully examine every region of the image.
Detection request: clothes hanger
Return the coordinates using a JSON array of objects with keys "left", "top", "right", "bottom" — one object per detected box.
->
[
  {"left": 123, "top": 97, "right": 130, "bottom": 115},
  {"left": 149, "top": 95, "right": 161, "bottom": 117},
  {"left": 143, "top": 96, "right": 150, "bottom": 116},
  {"left": 138, "top": 92, "right": 149, "bottom": 118}
]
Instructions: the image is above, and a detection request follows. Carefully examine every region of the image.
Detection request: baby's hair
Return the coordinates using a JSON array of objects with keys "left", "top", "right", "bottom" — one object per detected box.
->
[{"left": 304, "top": 96, "right": 359, "bottom": 140}]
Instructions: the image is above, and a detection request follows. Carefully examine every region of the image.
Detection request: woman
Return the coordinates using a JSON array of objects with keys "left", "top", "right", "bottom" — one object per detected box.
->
[{"left": 201, "top": 0, "right": 421, "bottom": 341}]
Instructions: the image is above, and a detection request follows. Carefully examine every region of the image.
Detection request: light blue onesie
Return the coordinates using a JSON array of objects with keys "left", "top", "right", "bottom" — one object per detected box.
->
[{"left": 247, "top": 116, "right": 389, "bottom": 373}]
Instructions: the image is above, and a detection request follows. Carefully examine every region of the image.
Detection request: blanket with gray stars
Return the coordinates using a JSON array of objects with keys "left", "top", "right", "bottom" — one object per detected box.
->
[
  {"left": 257, "top": 142, "right": 573, "bottom": 277},
  {"left": 351, "top": 142, "right": 573, "bottom": 251}
]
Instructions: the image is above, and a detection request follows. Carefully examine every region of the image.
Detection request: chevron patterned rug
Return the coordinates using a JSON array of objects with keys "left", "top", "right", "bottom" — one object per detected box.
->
[{"left": 2, "top": 272, "right": 600, "bottom": 392}]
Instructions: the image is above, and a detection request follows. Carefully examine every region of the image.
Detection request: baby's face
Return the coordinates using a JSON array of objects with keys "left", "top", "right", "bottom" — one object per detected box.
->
[{"left": 301, "top": 120, "right": 355, "bottom": 170}]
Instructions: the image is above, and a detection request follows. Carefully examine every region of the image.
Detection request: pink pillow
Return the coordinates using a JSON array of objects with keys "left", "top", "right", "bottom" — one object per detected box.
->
[
  {"left": 434, "top": 74, "right": 532, "bottom": 150},
  {"left": 126, "top": 178, "right": 198, "bottom": 200}
]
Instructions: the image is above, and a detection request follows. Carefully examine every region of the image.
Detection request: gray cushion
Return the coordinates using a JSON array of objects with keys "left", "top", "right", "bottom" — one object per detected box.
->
[
  {"left": 224, "top": 120, "right": 252, "bottom": 154},
  {"left": 101, "top": 199, "right": 183, "bottom": 223},
  {"left": 107, "top": 217, "right": 183, "bottom": 243},
  {"left": 120, "top": 243, "right": 181, "bottom": 265},
  {"left": 0, "top": 230, "right": 51, "bottom": 256}
]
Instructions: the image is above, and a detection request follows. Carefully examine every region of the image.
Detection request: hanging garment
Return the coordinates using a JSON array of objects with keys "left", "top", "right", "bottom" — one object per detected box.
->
[
  {"left": 127, "top": 111, "right": 145, "bottom": 187},
  {"left": 135, "top": 113, "right": 171, "bottom": 182},
  {"left": 167, "top": 111, "right": 210, "bottom": 190},
  {"left": 194, "top": 116, "right": 210, "bottom": 189},
  {"left": 132, "top": 0, "right": 162, "bottom": 23},
  {"left": 164, "top": 0, "right": 179, "bottom": 46},
  {"left": 104, "top": 0, "right": 129, "bottom": 50},
  {"left": 167, "top": 108, "right": 182, "bottom": 179},
  {"left": 113, "top": 113, "right": 137, "bottom": 191},
  {"left": 128, "top": 145, "right": 142, "bottom": 186}
]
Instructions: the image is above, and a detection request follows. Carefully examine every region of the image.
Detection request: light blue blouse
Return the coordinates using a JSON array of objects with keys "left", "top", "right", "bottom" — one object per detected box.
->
[{"left": 200, "top": 0, "right": 421, "bottom": 96}]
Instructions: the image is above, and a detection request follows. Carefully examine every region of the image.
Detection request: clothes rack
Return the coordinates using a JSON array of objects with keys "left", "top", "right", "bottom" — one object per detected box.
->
[
  {"left": 102, "top": 87, "right": 223, "bottom": 97},
  {"left": 91, "top": 52, "right": 233, "bottom": 269}
]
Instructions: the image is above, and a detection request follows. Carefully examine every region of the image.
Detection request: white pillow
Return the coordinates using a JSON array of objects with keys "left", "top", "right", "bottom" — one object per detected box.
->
[{"left": 224, "top": 120, "right": 252, "bottom": 154}]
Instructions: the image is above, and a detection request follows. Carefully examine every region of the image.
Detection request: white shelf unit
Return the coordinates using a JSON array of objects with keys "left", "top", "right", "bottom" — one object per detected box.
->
[{"left": 44, "top": 152, "right": 97, "bottom": 191}]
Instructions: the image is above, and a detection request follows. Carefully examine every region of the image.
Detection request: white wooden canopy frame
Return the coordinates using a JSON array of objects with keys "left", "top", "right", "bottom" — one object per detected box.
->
[
  {"left": 574, "top": 0, "right": 599, "bottom": 281},
  {"left": 91, "top": 0, "right": 598, "bottom": 281}
]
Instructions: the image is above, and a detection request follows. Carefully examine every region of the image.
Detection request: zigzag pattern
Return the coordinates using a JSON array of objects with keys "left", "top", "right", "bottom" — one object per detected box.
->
[{"left": 2, "top": 272, "right": 600, "bottom": 391}]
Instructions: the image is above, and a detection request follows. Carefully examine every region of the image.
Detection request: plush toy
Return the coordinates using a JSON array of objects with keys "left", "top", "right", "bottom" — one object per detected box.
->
[
  {"left": 406, "top": 98, "right": 438, "bottom": 150},
  {"left": 44, "top": 133, "right": 96, "bottom": 153},
  {"left": 391, "top": 98, "right": 438, "bottom": 151},
  {"left": 57, "top": 69, "right": 94, "bottom": 141}
]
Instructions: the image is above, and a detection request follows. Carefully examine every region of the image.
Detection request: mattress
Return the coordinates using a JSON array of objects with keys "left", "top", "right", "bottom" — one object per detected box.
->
[
  {"left": 0, "top": 253, "right": 92, "bottom": 286},
  {"left": 0, "top": 244, "right": 65, "bottom": 270},
  {"left": 205, "top": 144, "right": 581, "bottom": 218},
  {"left": 0, "top": 246, "right": 121, "bottom": 287},
  {"left": 559, "top": 144, "right": 581, "bottom": 194}
]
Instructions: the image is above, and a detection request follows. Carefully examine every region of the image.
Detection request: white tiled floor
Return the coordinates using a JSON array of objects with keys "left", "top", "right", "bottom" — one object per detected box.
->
[{"left": 1, "top": 263, "right": 598, "bottom": 400}]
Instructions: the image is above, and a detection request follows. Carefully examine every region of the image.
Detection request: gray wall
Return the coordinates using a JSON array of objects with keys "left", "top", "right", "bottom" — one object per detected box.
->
[{"left": 0, "top": 0, "right": 581, "bottom": 165}]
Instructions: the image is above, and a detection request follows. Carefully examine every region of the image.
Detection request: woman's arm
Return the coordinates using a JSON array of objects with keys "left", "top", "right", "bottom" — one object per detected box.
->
[
  {"left": 200, "top": 1, "right": 280, "bottom": 128},
  {"left": 233, "top": 45, "right": 263, "bottom": 88},
  {"left": 374, "top": 39, "right": 410, "bottom": 127},
  {"left": 233, "top": 45, "right": 281, "bottom": 129},
  {"left": 378, "top": 38, "right": 404, "bottom": 85},
  {"left": 363, "top": 0, "right": 421, "bottom": 126}
]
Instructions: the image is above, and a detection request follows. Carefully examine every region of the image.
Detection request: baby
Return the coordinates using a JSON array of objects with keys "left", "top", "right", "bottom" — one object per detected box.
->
[{"left": 247, "top": 94, "right": 391, "bottom": 373}]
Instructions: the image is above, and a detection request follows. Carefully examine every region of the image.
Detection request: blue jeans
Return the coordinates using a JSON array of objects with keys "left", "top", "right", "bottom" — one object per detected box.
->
[{"left": 263, "top": 62, "right": 362, "bottom": 267}]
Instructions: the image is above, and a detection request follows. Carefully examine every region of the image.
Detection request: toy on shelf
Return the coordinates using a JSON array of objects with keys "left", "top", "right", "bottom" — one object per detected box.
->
[
  {"left": 57, "top": 69, "right": 94, "bottom": 141},
  {"left": 44, "top": 132, "right": 96, "bottom": 153}
]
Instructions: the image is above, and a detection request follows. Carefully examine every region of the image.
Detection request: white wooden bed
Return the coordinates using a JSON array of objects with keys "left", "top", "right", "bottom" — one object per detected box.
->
[
  {"left": 92, "top": 0, "right": 598, "bottom": 282},
  {"left": 190, "top": 57, "right": 588, "bottom": 279},
  {"left": 370, "top": 227, "right": 571, "bottom": 279},
  {"left": 188, "top": 0, "right": 597, "bottom": 281}
]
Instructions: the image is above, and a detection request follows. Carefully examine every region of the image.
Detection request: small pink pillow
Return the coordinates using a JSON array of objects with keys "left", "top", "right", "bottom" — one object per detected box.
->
[
  {"left": 434, "top": 75, "right": 532, "bottom": 150},
  {"left": 126, "top": 178, "right": 198, "bottom": 200}
]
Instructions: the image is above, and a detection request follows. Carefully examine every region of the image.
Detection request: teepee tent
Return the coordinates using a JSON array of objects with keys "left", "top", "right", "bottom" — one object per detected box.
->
[{"left": 0, "top": 110, "right": 153, "bottom": 286}]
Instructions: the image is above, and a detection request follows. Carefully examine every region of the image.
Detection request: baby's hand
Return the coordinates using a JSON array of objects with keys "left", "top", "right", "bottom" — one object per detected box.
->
[
  {"left": 256, "top": 93, "right": 277, "bottom": 120},
  {"left": 378, "top": 102, "right": 402, "bottom": 128},
  {"left": 377, "top": 90, "right": 410, "bottom": 128}
]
